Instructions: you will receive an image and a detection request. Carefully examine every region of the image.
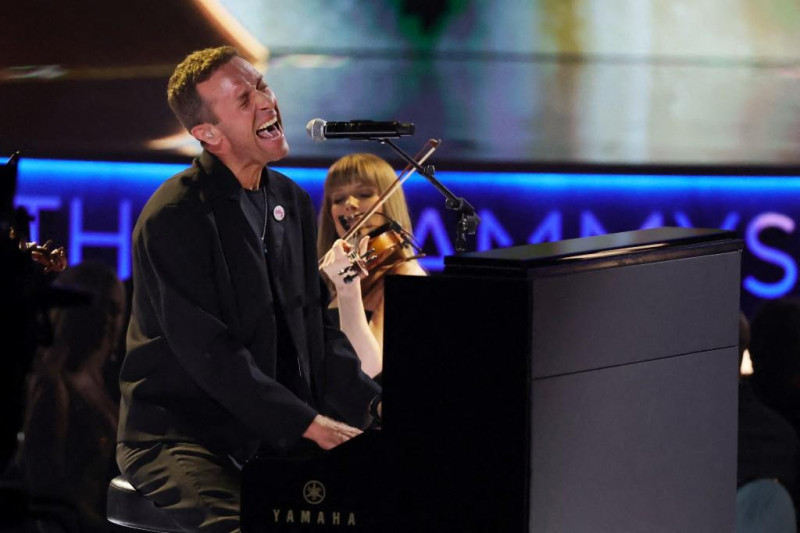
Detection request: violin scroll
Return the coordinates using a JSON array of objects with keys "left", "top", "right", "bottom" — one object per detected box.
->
[
  {"left": 28, "top": 241, "right": 68, "bottom": 273},
  {"left": 10, "top": 228, "right": 68, "bottom": 273}
]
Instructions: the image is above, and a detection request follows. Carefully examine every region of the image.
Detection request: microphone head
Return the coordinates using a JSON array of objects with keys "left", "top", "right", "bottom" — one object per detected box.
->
[{"left": 306, "top": 118, "right": 327, "bottom": 142}]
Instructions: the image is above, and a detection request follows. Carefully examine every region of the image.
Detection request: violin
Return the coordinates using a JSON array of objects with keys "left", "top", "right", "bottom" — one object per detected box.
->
[
  {"left": 27, "top": 240, "right": 68, "bottom": 273},
  {"left": 10, "top": 228, "right": 67, "bottom": 273},
  {"left": 336, "top": 218, "right": 423, "bottom": 284}
]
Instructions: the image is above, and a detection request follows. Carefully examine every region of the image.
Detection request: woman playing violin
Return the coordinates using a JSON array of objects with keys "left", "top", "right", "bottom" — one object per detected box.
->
[{"left": 318, "top": 153, "right": 425, "bottom": 378}]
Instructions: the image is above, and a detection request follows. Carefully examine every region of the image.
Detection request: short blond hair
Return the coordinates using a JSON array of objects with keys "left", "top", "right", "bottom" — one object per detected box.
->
[
  {"left": 317, "top": 153, "right": 414, "bottom": 259},
  {"left": 167, "top": 46, "right": 240, "bottom": 130}
]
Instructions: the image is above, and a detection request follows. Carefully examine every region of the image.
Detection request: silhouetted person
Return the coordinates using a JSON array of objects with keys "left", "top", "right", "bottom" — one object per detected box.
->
[
  {"left": 104, "top": 277, "right": 132, "bottom": 405},
  {"left": 15, "top": 262, "right": 125, "bottom": 532},
  {"left": 750, "top": 299, "right": 800, "bottom": 433},
  {"left": 747, "top": 300, "right": 800, "bottom": 526},
  {"left": 738, "top": 312, "right": 797, "bottom": 491}
]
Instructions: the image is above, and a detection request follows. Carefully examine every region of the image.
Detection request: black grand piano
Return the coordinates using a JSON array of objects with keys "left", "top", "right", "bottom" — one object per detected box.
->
[{"left": 242, "top": 227, "right": 742, "bottom": 532}]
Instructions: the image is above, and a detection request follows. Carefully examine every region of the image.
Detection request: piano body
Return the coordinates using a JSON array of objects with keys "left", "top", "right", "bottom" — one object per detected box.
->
[{"left": 243, "top": 227, "right": 742, "bottom": 532}]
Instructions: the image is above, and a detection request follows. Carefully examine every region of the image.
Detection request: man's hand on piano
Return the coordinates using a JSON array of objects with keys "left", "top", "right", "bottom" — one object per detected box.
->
[{"left": 302, "top": 414, "right": 363, "bottom": 450}]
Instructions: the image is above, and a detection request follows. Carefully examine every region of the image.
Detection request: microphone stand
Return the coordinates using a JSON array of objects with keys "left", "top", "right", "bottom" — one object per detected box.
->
[{"left": 377, "top": 138, "right": 480, "bottom": 254}]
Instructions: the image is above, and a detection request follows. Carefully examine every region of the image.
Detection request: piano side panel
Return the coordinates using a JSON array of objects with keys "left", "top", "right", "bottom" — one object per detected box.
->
[
  {"left": 530, "top": 347, "right": 738, "bottom": 533},
  {"left": 531, "top": 251, "right": 741, "bottom": 378}
]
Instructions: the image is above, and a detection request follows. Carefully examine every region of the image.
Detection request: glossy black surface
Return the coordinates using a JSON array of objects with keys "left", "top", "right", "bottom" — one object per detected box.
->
[{"left": 445, "top": 226, "right": 740, "bottom": 271}]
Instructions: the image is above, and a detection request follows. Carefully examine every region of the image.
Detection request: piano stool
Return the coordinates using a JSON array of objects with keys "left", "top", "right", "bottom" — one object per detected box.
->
[{"left": 106, "top": 475, "right": 182, "bottom": 532}]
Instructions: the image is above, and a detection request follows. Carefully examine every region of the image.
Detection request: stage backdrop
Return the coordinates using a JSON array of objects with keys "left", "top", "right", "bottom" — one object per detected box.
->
[{"left": 13, "top": 156, "right": 800, "bottom": 318}]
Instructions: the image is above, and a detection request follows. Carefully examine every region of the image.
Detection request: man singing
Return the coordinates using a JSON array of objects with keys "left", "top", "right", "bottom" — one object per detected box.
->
[{"left": 116, "top": 46, "right": 381, "bottom": 532}]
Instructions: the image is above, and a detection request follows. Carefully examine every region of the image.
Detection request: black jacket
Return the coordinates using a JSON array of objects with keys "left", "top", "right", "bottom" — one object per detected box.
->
[{"left": 117, "top": 151, "right": 380, "bottom": 456}]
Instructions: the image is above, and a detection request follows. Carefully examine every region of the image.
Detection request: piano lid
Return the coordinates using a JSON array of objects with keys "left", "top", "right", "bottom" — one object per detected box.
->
[{"left": 444, "top": 227, "right": 742, "bottom": 277}]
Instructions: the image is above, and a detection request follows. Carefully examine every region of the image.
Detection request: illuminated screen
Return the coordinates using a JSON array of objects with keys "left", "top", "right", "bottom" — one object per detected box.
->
[
  {"left": 5, "top": 1, "right": 800, "bottom": 165},
  {"left": 13, "top": 157, "right": 800, "bottom": 317}
]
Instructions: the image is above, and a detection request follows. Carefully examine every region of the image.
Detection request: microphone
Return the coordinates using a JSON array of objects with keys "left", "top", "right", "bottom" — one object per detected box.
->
[{"left": 306, "top": 119, "right": 415, "bottom": 142}]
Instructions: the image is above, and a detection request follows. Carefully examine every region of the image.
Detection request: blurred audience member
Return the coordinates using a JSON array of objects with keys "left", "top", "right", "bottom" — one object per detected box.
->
[
  {"left": 104, "top": 277, "right": 132, "bottom": 405},
  {"left": 750, "top": 299, "right": 800, "bottom": 432},
  {"left": 746, "top": 301, "right": 800, "bottom": 528},
  {"left": 738, "top": 311, "right": 797, "bottom": 492},
  {"left": 14, "top": 262, "right": 125, "bottom": 532}
]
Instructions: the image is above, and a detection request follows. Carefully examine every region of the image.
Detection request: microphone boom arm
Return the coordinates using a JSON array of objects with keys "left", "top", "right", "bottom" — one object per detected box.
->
[{"left": 379, "top": 138, "right": 479, "bottom": 254}]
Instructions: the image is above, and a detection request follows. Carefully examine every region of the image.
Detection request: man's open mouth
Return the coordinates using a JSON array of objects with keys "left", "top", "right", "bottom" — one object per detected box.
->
[{"left": 256, "top": 117, "right": 282, "bottom": 139}]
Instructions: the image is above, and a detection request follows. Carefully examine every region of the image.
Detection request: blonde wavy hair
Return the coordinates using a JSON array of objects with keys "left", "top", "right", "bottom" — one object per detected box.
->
[{"left": 317, "top": 153, "right": 414, "bottom": 259}]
